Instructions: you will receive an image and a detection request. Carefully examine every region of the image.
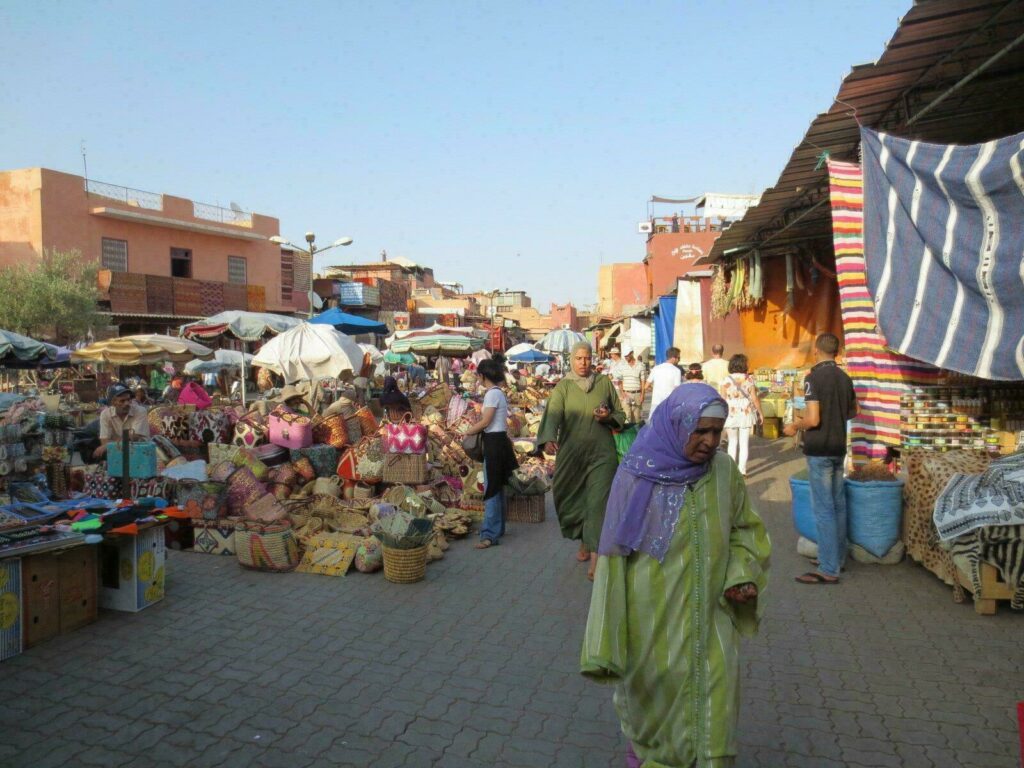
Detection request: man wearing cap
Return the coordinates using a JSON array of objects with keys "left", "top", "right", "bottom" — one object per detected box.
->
[
  {"left": 95, "top": 384, "right": 151, "bottom": 458},
  {"left": 613, "top": 346, "right": 647, "bottom": 424}
]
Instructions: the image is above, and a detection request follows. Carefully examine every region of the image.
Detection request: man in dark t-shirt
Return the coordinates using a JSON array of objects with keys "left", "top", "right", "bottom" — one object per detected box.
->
[{"left": 784, "top": 333, "right": 857, "bottom": 584}]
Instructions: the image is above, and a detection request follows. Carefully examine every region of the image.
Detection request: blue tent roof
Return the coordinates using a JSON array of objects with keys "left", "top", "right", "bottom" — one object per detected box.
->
[
  {"left": 309, "top": 308, "right": 388, "bottom": 336},
  {"left": 508, "top": 349, "right": 551, "bottom": 363}
]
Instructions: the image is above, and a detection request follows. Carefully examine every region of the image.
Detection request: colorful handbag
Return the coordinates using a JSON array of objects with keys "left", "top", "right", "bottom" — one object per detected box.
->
[
  {"left": 290, "top": 445, "right": 339, "bottom": 478},
  {"left": 176, "top": 480, "right": 228, "bottom": 520},
  {"left": 81, "top": 466, "right": 121, "bottom": 499},
  {"left": 244, "top": 492, "right": 288, "bottom": 524},
  {"left": 208, "top": 443, "right": 240, "bottom": 466},
  {"left": 226, "top": 467, "right": 267, "bottom": 516},
  {"left": 107, "top": 441, "right": 158, "bottom": 479},
  {"left": 354, "top": 437, "right": 385, "bottom": 484},
  {"left": 190, "top": 409, "right": 231, "bottom": 443},
  {"left": 193, "top": 519, "right": 237, "bottom": 555},
  {"left": 447, "top": 395, "right": 469, "bottom": 427},
  {"left": 269, "top": 406, "right": 313, "bottom": 450},
  {"left": 384, "top": 413, "right": 427, "bottom": 455},
  {"left": 312, "top": 414, "right": 350, "bottom": 449},
  {"left": 344, "top": 415, "right": 364, "bottom": 445},
  {"left": 232, "top": 448, "right": 269, "bottom": 480},
  {"left": 156, "top": 407, "right": 191, "bottom": 441},
  {"left": 233, "top": 413, "right": 268, "bottom": 448},
  {"left": 292, "top": 457, "right": 316, "bottom": 482},
  {"left": 336, "top": 447, "right": 360, "bottom": 482},
  {"left": 354, "top": 407, "right": 379, "bottom": 438},
  {"left": 178, "top": 381, "right": 213, "bottom": 410},
  {"left": 129, "top": 476, "right": 170, "bottom": 500},
  {"left": 209, "top": 460, "right": 238, "bottom": 483}
]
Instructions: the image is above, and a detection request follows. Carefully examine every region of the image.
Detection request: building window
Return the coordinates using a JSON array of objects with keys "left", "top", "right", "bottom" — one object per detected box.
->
[
  {"left": 101, "top": 238, "right": 128, "bottom": 271},
  {"left": 280, "top": 250, "right": 294, "bottom": 302},
  {"left": 170, "top": 247, "right": 192, "bottom": 278},
  {"left": 497, "top": 305, "right": 513, "bottom": 313},
  {"left": 227, "top": 255, "right": 247, "bottom": 284}
]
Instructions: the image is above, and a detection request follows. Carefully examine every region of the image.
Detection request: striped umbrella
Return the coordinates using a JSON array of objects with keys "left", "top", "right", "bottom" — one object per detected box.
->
[
  {"left": 390, "top": 334, "right": 485, "bottom": 358},
  {"left": 72, "top": 335, "right": 215, "bottom": 365},
  {"left": 536, "top": 328, "right": 586, "bottom": 354}
]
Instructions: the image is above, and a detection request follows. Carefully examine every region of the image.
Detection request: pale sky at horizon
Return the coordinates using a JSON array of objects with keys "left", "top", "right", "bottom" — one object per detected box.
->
[{"left": 0, "top": 0, "right": 910, "bottom": 310}]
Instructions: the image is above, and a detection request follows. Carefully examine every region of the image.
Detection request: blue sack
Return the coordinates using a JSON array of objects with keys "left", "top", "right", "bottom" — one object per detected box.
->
[
  {"left": 845, "top": 478, "right": 904, "bottom": 558},
  {"left": 789, "top": 472, "right": 816, "bottom": 542}
]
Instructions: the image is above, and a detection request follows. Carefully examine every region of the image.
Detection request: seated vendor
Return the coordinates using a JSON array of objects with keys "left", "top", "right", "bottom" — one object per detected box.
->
[
  {"left": 379, "top": 376, "right": 412, "bottom": 421},
  {"left": 95, "top": 384, "right": 151, "bottom": 459},
  {"left": 278, "top": 384, "right": 312, "bottom": 416}
]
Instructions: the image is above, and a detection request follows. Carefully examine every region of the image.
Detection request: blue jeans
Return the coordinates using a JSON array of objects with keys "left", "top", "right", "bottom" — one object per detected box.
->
[
  {"left": 480, "top": 459, "right": 506, "bottom": 544},
  {"left": 807, "top": 455, "right": 847, "bottom": 577}
]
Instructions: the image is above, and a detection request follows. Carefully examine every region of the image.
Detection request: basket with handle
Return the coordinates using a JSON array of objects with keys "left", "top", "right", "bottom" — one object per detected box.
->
[
  {"left": 506, "top": 494, "right": 545, "bottom": 523},
  {"left": 382, "top": 453, "right": 428, "bottom": 485},
  {"left": 234, "top": 520, "right": 299, "bottom": 572},
  {"left": 382, "top": 544, "right": 427, "bottom": 584}
]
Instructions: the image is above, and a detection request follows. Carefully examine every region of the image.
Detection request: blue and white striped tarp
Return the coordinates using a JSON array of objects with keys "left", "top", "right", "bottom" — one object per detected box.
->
[{"left": 861, "top": 127, "right": 1024, "bottom": 381}]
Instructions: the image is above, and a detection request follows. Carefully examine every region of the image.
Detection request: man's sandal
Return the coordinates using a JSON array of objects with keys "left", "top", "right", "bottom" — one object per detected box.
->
[{"left": 794, "top": 572, "right": 839, "bottom": 585}]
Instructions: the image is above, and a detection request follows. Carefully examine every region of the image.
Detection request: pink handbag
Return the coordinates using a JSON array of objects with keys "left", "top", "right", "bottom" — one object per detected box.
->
[
  {"left": 178, "top": 382, "right": 212, "bottom": 410},
  {"left": 384, "top": 413, "right": 427, "bottom": 455},
  {"left": 269, "top": 406, "right": 313, "bottom": 450}
]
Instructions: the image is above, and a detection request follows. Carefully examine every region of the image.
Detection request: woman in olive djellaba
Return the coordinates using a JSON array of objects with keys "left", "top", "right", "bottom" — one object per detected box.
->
[{"left": 536, "top": 341, "right": 625, "bottom": 579}]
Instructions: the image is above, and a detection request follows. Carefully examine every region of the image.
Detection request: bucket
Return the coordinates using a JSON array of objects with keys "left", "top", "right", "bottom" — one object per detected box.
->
[{"left": 789, "top": 473, "right": 816, "bottom": 542}]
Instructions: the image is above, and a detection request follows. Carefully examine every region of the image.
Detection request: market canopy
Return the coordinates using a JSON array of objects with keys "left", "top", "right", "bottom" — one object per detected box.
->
[
  {"left": 508, "top": 348, "right": 551, "bottom": 364},
  {"left": 0, "top": 331, "right": 70, "bottom": 369},
  {"left": 536, "top": 328, "right": 587, "bottom": 354},
  {"left": 71, "top": 335, "right": 215, "bottom": 366},
  {"left": 389, "top": 333, "right": 486, "bottom": 358},
  {"left": 184, "top": 349, "right": 253, "bottom": 375},
  {"left": 310, "top": 308, "right": 388, "bottom": 336},
  {"left": 251, "top": 323, "right": 363, "bottom": 384},
  {"left": 383, "top": 351, "right": 416, "bottom": 365},
  {"left": 385, "top": 323, "right": 488, "bottom": 347},
  {"left": 180, "top": 311, "right": 302, "bottom": 342}
]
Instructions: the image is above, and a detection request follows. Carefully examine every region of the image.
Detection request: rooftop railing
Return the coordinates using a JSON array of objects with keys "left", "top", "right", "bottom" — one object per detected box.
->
[
  {"left": 193, "top": 201, "right": 253, "bottom": 227},
  {"left": 85, "top": 179, "right": 163, "bottom": 211}
]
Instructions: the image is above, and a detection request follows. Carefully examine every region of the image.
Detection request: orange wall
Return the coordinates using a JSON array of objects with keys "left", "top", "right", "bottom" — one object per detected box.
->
[
  {"left": 736, "top": 258, "right": 843, "bottom": 369},
  {"left": 0, "top": 168, "right": 44, "bottom": 265},
  {"left": 0, "top": 168, "right": 293, "bottom": 311},
  {"left": 550, "top": 303, "right": 578, "bottom": 331},
  {"left": 598, "top": 262, "right": 646, "bottom": 317},
  {"left": 645, "top": 230, "right": 721, "bottom": 299}
]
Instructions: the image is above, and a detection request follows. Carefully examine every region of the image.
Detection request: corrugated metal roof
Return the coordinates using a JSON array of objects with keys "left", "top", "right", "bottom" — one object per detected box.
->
[{"left": 703, "top": 0, "right": 1024, "bottom": 264}]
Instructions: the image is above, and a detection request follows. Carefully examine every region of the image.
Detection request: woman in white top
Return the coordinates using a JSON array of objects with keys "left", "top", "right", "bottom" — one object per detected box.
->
[
  {"left": 720, "top": 354, "right": 763, "bottom": 476},
  {"left": 462, "top": 354, "right": 518, "bottom": 548}
]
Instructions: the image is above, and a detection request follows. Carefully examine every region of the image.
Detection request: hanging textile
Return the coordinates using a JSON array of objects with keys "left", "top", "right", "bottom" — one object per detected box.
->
[
  {"left": 654, "top": 296, "right": 677, "bottom": 364},
  {"left": 828, "top": 159, "right": 938, "bottom": 464},
  {"left": 861, "top": 127, "right": 1024, "bottom": 380}
]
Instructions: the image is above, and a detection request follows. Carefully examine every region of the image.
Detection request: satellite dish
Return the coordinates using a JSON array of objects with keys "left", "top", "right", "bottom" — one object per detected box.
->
[{"left": 230, "top": 201, "right": 243, "bottom": 212}]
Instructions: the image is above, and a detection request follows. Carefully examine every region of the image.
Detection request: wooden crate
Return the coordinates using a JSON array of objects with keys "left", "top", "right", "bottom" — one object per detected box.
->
[{"left": 957, "top": 562, "right": 1015, "bottom": 615}]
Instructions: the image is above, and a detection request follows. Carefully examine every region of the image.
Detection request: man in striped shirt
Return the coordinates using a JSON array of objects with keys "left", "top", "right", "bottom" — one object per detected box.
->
[{"left": 613, "top": 346, "right": 647, "bottom": 424}]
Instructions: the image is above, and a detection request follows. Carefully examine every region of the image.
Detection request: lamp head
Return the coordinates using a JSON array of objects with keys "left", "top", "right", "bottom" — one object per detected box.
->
[
  {"left": 269, "top": 235, "right": 287, "bottom": 245},
  {"left": 332, "top": 237, "right": 354, "bottom": 247},
  {"left": 305, "top": 232, "right": 316, "bottom": 244}
]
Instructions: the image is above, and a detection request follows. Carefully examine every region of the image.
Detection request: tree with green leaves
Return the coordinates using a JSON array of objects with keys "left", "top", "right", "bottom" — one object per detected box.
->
[{"left": 0, "top": 249, "right": 103, "bottom": 344}]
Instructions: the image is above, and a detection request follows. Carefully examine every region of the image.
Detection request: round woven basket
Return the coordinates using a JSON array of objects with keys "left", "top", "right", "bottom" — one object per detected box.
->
[{"left": 382, "top": 545, "right": 427, "bottom": 584}]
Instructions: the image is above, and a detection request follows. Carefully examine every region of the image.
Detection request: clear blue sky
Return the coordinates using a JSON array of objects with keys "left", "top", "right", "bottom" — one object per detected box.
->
[{"left": 1, "top": 0, "right": 909, "bottom": 310}]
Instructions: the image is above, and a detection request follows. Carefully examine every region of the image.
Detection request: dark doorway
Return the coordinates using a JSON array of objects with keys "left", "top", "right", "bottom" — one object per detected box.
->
[{"left": 171, "top": 247, "right": 192, "bottom": 278}]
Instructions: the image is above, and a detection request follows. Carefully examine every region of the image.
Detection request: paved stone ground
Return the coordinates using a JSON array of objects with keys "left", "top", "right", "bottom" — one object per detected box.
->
[{"left": 1, "top": 438, "right": 1021, "bottom": 768}]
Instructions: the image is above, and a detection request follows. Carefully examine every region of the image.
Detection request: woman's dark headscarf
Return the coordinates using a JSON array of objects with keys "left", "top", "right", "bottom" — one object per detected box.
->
[{"left": 380, "top": 376, "right": 411, "bottom": 411}]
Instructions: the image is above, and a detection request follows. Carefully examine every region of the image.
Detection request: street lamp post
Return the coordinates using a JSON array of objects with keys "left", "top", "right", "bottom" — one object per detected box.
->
[{"left": 269, "top": 232, "right": 353, "bottom": 318}]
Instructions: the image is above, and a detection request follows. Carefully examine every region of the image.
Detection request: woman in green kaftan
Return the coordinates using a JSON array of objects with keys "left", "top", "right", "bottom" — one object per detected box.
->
[
  {"left": 581, "top": 383, "right": 771, "bottom": 768},
  {"left": 536, "top": 342, "right": 625, "bottom": 579}
]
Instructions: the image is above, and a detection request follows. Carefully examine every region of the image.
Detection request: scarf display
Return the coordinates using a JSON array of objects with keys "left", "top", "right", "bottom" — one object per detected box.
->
[{"left": 598, "top": 384, "right": 726, "bottom": 562}]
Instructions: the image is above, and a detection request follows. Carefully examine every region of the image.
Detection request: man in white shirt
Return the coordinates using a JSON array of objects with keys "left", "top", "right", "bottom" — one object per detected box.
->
[
  {"left": 535, "top": 362, "right": 551, "bottom": 378},
  {"left": 96, "top": 384, "right": 151, "bottom": 459},
  {"left": 646, "top": 347, "right": 682, "bottom": 418},
  {"left": 612, "top": 346, "right": 647, "bottom": 424},
  {"left": 702, "top": 344, "right": 730, "bottom": 391}
]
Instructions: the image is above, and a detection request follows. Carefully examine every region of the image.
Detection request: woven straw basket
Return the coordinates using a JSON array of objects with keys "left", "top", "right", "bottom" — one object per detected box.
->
[
  {"left": 235, "top": 521, "right": 299, "bottom": 572},
  {"left": 506, "top": 494, "right": 545, "bottom": 524},
  {"left": 382, "top": 545, "right": 427, "bottom": 584}
]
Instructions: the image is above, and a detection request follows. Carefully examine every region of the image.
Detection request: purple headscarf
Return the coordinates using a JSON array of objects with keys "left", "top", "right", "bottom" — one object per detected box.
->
[{"left": 598, "top": 383, "right": 727, "bottom": 561}]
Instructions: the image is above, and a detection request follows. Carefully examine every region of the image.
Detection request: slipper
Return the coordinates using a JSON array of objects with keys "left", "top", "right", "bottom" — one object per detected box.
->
[
  {"left": 475, "top": 539, "right": 498, "bottom": 549},
  {"left": 794, "top": 572, "right": 839, "bottom": 585},
  {"left": 810, "top": 560, "right": 846, "bottom": 572}
]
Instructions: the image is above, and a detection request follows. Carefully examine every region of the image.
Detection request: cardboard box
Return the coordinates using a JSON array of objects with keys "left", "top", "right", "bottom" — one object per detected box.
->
[
  {"left": 58, "top": 546, "right": 97, "bottom": 634},
  {"left": 99, "top": 527, "right": 166, "bottom": 613},
  {"left": 22, "top": 553, "right": 60, "bottom": 648},
  {"left": 760, "top": 417, "right": 783, "bottom": 440},
  {"left": 21, "top": 547, "right": 98, "bottom": 647},
  {"left": 0, "top": 558, "right": 22, "bottom": 662}
]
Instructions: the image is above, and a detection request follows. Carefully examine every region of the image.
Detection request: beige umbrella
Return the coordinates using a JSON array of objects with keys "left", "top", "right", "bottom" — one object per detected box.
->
[{"left": 71, "top": 334, "right": 215, "bottom": 366}]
